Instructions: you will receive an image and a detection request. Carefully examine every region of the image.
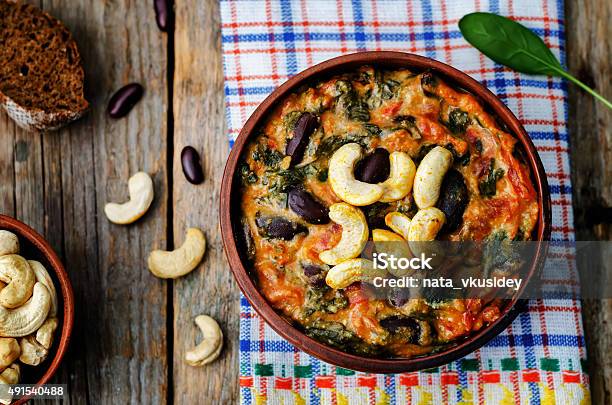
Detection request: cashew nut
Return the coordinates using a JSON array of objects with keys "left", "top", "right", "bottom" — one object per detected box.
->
[
  {"left": 385, "top": 212, "right": 412, "bottom": 240},
  {"left": 372, "top": 229, "right": 413, "bottom": 276},
  {"left": 0, "top": 363, "right": 19, "bottom": 405},
  {"left": 0, "top": 255, "right": 36, "bottom": 309},
  {"left": 16, "top": 317, "right": 58, "bottom": 367},
  {"left": 0, "top": 232, "right": 18, "bottom": 257},
  {"left": 319, "top": 203, "right": 369, "bottom": 265},
  {"left": 413, "top": 146, "right": 453, "bottom": 209},
  {"left": 325, "top": 258, "right": 385, "bottom": 289},
  {"left": 28, "top": 261, "right": 58, "bottom": 317},
  {"left": 407, "top": 208, "right": 446, "bottom": 241},
  {"left": 328, "top": 143, "right": 384, "bottom": 206},
  {"left": 0, "top": 363, "right": 19, "bottom": 384},
  {"left": 0, "top": 339, "right": 19, "bottom": 371},
  {"left": 372, "top": 228, "right": 403, "bottom": 242},
  {"left": 379, "top": 152, "right": 416, "bottom": 202},
  {"left": 185, "top": 315, "right": 223, "bottom": 366},
  {"left": 35, "top": 317, "right": 59, "bottom": 349},
  {"left": 18, "top": 335, "right": 48, "bottom": 366},
  {"left": 148, "top": 228, "right": 206, "bottom": 279},
  {"left": 407, "top": 208, "right": 447, "bottom": 268},
  {"left": 104, "top": 171, "right": 154, "bottom": 224},
  {"left": 0, "top": 282, "right": 51, "bottom": 337}
]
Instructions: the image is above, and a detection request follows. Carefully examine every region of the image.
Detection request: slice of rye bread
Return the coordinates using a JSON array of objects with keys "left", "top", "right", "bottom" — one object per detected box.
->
[{"left": 0, "top": 0, "right": 89, "bottom": 131}]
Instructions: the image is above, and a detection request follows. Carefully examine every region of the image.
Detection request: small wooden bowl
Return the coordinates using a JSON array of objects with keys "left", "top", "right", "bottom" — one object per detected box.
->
[
  {"left": 0, "top": 215, "right": 74, "bottom": 403},
  {"left": 220, "top": 52, "right": 552, "bottom": 373}
]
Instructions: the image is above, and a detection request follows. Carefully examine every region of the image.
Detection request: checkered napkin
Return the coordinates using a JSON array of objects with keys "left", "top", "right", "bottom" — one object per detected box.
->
[{"left": 220, "top": 1, "right": 590, "bottom": 403}]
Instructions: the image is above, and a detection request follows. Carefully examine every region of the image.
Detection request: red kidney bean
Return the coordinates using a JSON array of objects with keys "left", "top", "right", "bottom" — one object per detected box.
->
[
  {"left": 436, "top": 169, "right": 468, "bottom": 233},
  {"left": 379, "top": 316, "right": 421, "bottom": 344},
  {"left": 388, "top": 288, "right": 409, "bottom": 308},
  {"left": 303, "top": 264, "right": 323, "bottom": 277},
  {"left": 379, "top": 316, "right": 418, "bottom": 332},
  {"left": 154, "top": 0, "right": 173, "bottom": 32},
  {"left": 107, "top": 83, "right": 144, "bottom": 119},
  {"left": 286, "top": 112, "right": 318, "bottom": 166},
  {"left": 181, "top": 146, "right": 204, "bottom": 184},
  {"left": 288, "top": 188, "right": 329, "bottom": 224},
  {"left": 255, "top": 215, "right": 307, "bottom": 240},
  {"left": 355, "top": 148, "right": 390, "bottom": 183},
  {"left": 302, "top": 265, "right": 327, "bottom": 289}
]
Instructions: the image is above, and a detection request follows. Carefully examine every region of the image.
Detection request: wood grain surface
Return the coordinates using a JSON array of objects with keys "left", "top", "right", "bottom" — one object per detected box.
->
[
  {"left": 172, "top": 0, "right": 237, "bottom": 403},
  {"left": 0, "top": 0, "right": 608, "bottom": 404},
  {"left": 1, "top": 0, "right": 170, "bottom": 403},
  {"left": 565, "top": 1, "right": 612, "bottom": 404}
]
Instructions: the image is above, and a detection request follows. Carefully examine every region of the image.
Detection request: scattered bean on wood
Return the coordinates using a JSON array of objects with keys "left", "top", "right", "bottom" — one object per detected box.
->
[
  {"left": 181, "top": 146, "right": 205, "bottom": 184},
  {"left": 154, "top": 0, "right": 173, "bottom": 32},
  {"left": 108, "top": 83, "right": 144, "bottom": 119}
]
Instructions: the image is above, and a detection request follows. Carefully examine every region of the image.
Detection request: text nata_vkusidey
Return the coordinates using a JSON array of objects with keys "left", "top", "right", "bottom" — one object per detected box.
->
[{"left": 371, "top": 252, "right": 523, "bottom": 292}]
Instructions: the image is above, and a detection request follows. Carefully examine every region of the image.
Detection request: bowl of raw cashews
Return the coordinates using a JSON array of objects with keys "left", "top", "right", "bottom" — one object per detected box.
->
[{"left": 0, "top": 215, "right": 74, "bottom": 405}]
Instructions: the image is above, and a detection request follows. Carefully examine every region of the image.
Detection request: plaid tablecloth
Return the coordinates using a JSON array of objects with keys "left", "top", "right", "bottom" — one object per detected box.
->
[{"left": 220, "top": 1, "right": 590, "bottom": 403}]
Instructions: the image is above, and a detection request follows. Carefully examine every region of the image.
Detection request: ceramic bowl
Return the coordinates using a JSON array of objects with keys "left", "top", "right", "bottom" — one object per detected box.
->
[
  {"left": 0, "top": 215, "right": 74, "bottom": 402},
  {"left": 220, "top": 52, "right": 551, "bottom": 373}
]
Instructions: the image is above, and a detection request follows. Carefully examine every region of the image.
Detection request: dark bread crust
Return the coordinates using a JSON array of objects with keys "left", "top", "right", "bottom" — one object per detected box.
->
[{"left": 0, "top": 0, "right": 88, "bottom": 127}]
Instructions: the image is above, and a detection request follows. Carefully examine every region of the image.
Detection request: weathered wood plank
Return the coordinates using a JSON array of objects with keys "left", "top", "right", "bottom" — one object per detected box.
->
[
  {"left": 13, "top": 130, "right": 44, "bottom": 232},
  {"left": 172, "top": 0, "right": 238, "bottom": 402},
  {"left": 37, "top": 131, "right": 66, "bottom": 405},
  {"left": 0, "top": 119, "right": 15, "bottom": 215},
  {"left": 1, "top": 1, "right": 171, "bottom": 403},
  {"left": 565, "top": 0, "right": 612, "bottom": 404},
  {"left": 59, "top": 0, "right": 169, "bottom": 401},
  {"left": 3, "top": 3, "right": 62, "bottom": 403}
]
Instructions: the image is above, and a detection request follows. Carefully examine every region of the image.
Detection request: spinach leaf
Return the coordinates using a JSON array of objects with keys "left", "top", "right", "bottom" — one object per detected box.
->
[
  {"left": 415, "top": 144, "right": 437, "bottom": 162},
  {"left": 444, "top": 143, "right": 470, "bottom": 166},
  {"left": 335, "top": 80, "right": 370, "bottom": 122},
  {"left": 478, "top": 159, "right": 505, "bottom": 197},
  {"left": 283, "top": 110, "right": 304, "bottom": 130},
  {"left": 316, "top": 168, "right": 328, "bottom": 182},
  {"left": 252, "top": 143, "right": 283, "bottom": 169},
  {"left": 348, "top": 101, "right": 370, "bottom": 122},
  {"left": 375, "top": 70, "right": 399, "bottom": 100},
  {"left": 363, "top": 123, "right": 381, "bottom": 136},
  {"left": 367, "top": 70, "right": 400, "bottom": 109},
  {"left": 239, "top": 163, "right": 258, "bottom": 185},
  {"left": 459, "top": 12, "right": 611, "bottom": 109},
  {"left": 305, "top": 322, "right": 383, "bottom": 356},
  {"left": 482, "top": 230, "right": 523, "bottom": 275},
  {"left": 447, "top": 109, "right": 470, "bottom": 133},
  {"left": 315, "top": 133, "right": 371, "bottom": 158},
  {"left": 268, "top": 165, "right": 315, "bottom": 195},
  {"left": 304, "top": 288, "right": 348, "bottom": 316},
  {"left": 393, "top": 115, "right": 422, "bottom": 139}
]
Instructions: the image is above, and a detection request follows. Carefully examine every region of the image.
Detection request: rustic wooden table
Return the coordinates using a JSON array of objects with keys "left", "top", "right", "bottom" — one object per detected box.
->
[{"left": 0, "top": 0, "right": 609, "bottom": 403}]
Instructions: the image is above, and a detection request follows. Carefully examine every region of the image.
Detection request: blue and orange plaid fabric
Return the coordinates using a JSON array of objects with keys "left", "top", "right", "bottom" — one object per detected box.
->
[{"left": 220, "top": 1, "right": 589, "bottom": 403}]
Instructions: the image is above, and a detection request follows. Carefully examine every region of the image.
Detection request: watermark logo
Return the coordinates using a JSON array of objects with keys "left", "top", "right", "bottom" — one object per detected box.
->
[{"left": 372, "top": 252, "right": 434, "bottom": 270}]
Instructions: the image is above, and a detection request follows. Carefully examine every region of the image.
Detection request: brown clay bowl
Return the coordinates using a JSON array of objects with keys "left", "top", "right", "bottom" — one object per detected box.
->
[
  {"left": 220, "top": 52, "right": 551, "bottom": 373},
  {"left": 0, "top": 215, "right": 74, "bottom": 403}
]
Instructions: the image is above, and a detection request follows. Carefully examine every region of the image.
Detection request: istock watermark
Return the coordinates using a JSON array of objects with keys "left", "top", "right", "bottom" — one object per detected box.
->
[
  {"left": 372, "top": 252, "right": 434, "bottom": 271},
  {"left": 353, "top": 240, "right": 611, "bottom": 300}
]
